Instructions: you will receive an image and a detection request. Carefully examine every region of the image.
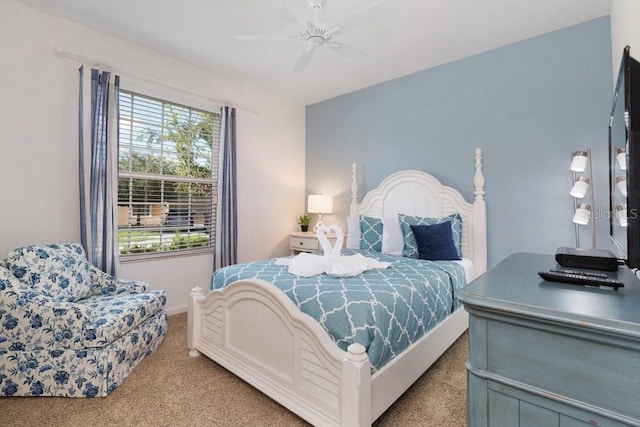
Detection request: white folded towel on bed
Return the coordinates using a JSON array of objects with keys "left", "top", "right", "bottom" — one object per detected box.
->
[
  {"left": 275, "top": 225, "right": 391, "bottom": 277},
  {"left": 325, "top": 252, "right": 390, "bottom": 277},
  {"left": 280, "top": 252, "right": 327, "bottom": 277}
]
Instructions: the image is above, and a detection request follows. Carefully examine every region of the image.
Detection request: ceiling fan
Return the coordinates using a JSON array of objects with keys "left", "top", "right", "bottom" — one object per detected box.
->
[{"left": 233, "top": 0, "right": 386, "bottom": 72}]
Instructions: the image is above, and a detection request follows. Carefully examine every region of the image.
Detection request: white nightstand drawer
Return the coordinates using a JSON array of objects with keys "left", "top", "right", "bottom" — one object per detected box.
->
[
  {"left": 290, "top": 236, "right": 319, "bottom": 251},
  {"left": 289, "top": 231, "right": 339, "bottom": 255}
]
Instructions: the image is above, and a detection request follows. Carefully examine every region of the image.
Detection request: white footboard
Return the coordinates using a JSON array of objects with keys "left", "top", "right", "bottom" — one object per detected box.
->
[{"left": 187, "top": 280, "right": 371, "bottom": 427}]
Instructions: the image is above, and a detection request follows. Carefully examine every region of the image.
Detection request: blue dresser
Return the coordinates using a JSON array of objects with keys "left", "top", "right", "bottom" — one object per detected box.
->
[{"left": 457, "top": 253, "right": 640, "bottom": 427}]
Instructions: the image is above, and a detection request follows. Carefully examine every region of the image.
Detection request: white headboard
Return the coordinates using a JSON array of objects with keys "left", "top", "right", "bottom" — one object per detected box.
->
[{"left": 349, "top": 148, "right": 487, "bottom": 275}]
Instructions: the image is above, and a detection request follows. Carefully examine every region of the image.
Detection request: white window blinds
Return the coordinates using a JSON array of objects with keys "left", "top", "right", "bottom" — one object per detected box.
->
[{"left": 117, "top": 90, "right": 220, "bottom": 256}]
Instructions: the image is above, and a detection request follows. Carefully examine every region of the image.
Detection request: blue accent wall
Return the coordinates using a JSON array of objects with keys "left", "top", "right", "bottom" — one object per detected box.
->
[{"left": 306, "top": 17, "right": 613, "bottom": 268}]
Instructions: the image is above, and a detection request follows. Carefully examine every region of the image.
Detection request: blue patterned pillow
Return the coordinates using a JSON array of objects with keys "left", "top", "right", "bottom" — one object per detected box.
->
[
  {"left": 398, "top": 213, "right": 462, "bottom": 258},
  {"left": 410, "top": 223, "right": 461, "bottom": 261},
  {"left": 359, "top": 215, "right": 383, "bottom": 252}
]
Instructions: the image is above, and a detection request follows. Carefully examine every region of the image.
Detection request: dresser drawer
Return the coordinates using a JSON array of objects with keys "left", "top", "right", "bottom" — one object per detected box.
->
[
  {"left": 290, "top": 236, "right": 319, "bottom": 251},
  {"left": 482, "top": 318, "right": 640, "bottom": 421}
]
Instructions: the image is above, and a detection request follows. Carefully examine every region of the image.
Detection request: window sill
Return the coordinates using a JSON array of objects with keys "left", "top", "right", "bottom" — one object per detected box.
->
[{"left": 119, "top": 247, "right": 212, "bottom": 263}]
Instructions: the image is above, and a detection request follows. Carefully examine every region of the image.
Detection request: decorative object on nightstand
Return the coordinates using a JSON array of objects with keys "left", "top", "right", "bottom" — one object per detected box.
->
[
  {"left": 298, "top": 214, "right": 311, "bottom": 232},
  {"left": 570, "top": 149, "right": 596, "bottom": 248},
  {"left": 308, "top": 194, "right": 333, "bottom": 232}
]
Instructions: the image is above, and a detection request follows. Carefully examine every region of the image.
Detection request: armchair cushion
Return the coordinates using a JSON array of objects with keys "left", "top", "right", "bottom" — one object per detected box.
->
[
  {"left": 81, "top": 290, "right": 166, "bottom": 347},
  {"left": 6, "top": 243, "right": 93, "bottom": 302}
]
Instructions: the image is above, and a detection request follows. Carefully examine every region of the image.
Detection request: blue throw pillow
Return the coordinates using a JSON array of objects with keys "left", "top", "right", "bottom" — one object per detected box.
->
[
  {"left": 359, "top": 215, "right": 383, "bottom": 252},
  {"left": 410, "top": 222, "right": 461, "bottom": 261},
  {"left": 398, "top": 213, "right": 462, "bottom": 258}
]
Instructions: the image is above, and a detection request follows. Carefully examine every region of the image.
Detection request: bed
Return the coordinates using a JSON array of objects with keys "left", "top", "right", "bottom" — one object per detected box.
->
[{"left": 187, "top": 147, "right": 487, "bottom": 426}]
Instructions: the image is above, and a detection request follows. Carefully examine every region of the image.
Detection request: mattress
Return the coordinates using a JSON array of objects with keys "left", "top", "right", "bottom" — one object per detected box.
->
[{"left": 211, "top": 249, "right": 468, "bottom": 372}]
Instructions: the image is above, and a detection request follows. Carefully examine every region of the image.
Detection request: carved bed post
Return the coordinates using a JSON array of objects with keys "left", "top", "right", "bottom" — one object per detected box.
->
[
  {"left": 350, "top": 163, "right": 359, "bottom": 220},
  {"left": 472, "top": 147, "right": 487, "bottom": 275},
  {"left": 188, "top": 286, "right": 205, "bottom": 357},
  {"left": 341, "top": 343, "right": 371, "bottom": 427}
]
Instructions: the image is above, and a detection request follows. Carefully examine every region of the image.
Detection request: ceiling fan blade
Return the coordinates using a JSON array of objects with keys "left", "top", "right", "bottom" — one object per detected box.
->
[
  {"left": 293, "top": 43, "right": 317, "bottom": 72},
  {"left": 233, "top": 34, "right": 301, "bottom": 41},
  {"left": 323, "top": 25, "right": 341, "bottom": 38},
  {"left": 328, "top": 0, "right": 387, "bottom": 29},
  {"left": 327, "top": 41, "right": 371, "bottom": 62},
  {"left": 282, "top": 2, "right": 315, "bottom": 33}
]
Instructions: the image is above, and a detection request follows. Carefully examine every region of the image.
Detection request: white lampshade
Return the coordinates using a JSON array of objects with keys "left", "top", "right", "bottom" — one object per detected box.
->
[
  {"left": 616, "top": 203, "right": 628, "bottom": 228},
  {"left": 570, "top": 150, "right": 589, "bottom": 172},
  {"left": 572, "top": 203, "right": 591, "bottom": 226},
  {"left": 569, "top": 177, "right": 589, "bottom": 199},
  {"left": 616, "top": 175, "right": 628, "bottom": 197},
  {"left": 307, "top": 194, "right": 333, "bottom": 214},
  {"left": 617, "top": 147, "right": 627, "bottom": 171}
]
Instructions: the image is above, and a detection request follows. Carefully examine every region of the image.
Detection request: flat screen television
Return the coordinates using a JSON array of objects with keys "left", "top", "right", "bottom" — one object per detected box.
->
[{"left": 609, "top": 46, "right": 640, "bottom": 269}]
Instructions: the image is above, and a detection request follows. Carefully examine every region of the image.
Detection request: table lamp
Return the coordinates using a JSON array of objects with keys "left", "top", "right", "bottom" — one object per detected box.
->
[{"left": 307, "top": 194, "right": 333, "bottom": 232}]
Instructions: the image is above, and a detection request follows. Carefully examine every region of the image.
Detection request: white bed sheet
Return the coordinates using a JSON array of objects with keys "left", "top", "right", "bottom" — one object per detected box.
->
[{"left": 457, "top": 258, "right": 476, "bottom": 283}]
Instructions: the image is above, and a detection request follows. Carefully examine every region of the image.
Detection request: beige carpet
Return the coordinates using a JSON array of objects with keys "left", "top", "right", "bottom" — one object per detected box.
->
[{"left": 0, "top": 313, "right": 468, "bottom": 426}]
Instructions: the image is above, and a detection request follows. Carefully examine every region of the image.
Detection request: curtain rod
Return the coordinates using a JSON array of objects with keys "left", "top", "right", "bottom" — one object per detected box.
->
[{"left": 54, "top": 46, "right": 259, "bottom": 115}]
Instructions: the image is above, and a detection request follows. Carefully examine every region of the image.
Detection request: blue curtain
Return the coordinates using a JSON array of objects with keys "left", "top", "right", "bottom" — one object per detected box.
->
[
  {"left": 78, "top": 67, "right": 120, "bottom": 275},
  {"left": 215, "top": 106, "right": 237, "bottom": 269}
]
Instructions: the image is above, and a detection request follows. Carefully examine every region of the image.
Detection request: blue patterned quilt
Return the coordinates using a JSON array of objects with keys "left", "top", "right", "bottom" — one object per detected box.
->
[{"left": 211, "top": 249, "right": 466, "bottom": 372}]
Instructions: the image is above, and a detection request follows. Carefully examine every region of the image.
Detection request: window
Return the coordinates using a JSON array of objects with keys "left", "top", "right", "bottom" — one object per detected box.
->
[{"left": 117, "top": 90, "right": 220, "bottom": 257}]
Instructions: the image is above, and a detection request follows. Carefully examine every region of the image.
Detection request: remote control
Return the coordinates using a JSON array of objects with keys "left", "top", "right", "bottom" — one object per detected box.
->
[
  {"left": 549, "top": 268, "right": 608, "bottom": 279},
  {"left": 538, "top": 270, "right": 624, "bottom": 290}
]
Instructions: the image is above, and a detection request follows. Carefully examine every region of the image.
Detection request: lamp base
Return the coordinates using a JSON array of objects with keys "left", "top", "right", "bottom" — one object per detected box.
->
[
  {"left": 312, "top": 220, "right": 326, "bottom": 233},
  {"left": 312, "top": 213, "right": 326, "bottom": 233}
]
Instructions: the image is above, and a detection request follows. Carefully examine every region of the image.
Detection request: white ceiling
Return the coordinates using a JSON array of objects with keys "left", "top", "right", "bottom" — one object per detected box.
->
[{"left": 17, "top": 0, "right": 612, "bottom": 105}]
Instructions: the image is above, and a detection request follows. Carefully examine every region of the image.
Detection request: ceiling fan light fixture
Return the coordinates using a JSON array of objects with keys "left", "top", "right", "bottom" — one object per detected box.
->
[
  {"left": 308, "top": 35, "right": 326, "bottom": 46},
  {"left": 302, "top": 27, "right": 330, "bottom": 46}
]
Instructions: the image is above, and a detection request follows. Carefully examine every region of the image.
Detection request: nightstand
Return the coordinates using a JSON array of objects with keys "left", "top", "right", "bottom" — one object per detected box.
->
[{"left": 289, "top": 231, "right": 337, "bottom": 255}]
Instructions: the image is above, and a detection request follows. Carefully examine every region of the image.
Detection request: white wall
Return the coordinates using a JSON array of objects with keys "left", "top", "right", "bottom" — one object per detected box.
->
[
  {"left": 0, "top": 0, "right": 306, "bottom": 314},
  {"left": 610, "top": 0, "right": 640, "bottom": 76}
]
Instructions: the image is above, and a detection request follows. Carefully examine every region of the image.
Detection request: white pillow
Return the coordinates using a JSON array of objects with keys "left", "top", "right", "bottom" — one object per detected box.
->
[
  {"left": 381, "top": 216, "right": 403, "bottom": 255},
  {"left": 346, "top": 216, "right": 360, "bottom": 249}
]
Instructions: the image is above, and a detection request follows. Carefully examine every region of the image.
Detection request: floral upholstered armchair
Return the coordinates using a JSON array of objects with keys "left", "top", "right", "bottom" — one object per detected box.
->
[{"left": 0, "top": 243, "right": 167, "bottom": 397}]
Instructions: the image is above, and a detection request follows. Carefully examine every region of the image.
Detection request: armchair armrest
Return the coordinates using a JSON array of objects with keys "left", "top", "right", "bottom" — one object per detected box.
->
[
  {"left": 0, "top": 276, "right": 94, "bottom": 351},
  {"left": 88, "top": 265, "right": 149, "bottom": 296}
]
